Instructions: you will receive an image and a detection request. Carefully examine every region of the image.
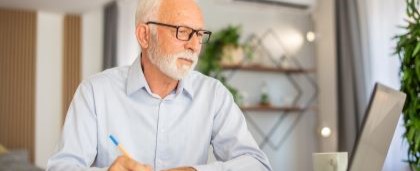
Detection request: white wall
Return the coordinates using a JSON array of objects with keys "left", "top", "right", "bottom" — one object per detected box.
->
[
  {"left": 35, "top": 11, "right": 64, "bottom": 168},
  {"left": 82, "top": 9, "right": 104, "bottom": 79},
  {"left": 116, "top": 0, "right": 139, "bottom": 66},
  {"left": 35, "top": 8, "right": 104, "bottom": 168},
  {"left": 312, "top": 0, "right": 338, "bottom": 152}
]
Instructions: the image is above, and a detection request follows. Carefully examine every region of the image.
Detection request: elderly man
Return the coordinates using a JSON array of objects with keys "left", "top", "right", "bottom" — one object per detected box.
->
[{"left": 47, "top": 0, "right": 272, "bottom": 170}]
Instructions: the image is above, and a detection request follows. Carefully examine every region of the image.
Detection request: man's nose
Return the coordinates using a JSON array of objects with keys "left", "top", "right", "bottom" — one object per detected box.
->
[{"left": 184, "top": 33, "right": 201, "bottom": 53}]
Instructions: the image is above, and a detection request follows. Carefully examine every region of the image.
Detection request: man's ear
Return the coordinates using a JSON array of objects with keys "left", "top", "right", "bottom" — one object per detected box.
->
[{"left": 136, "top": 23, "right": 150, "bottom": 49}]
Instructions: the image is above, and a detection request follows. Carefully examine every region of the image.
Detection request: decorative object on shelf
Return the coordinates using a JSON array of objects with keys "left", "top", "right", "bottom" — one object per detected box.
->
[
  {"left": 220, "top": 44, "right": 244, "bottom": 66},
  {"left": 198, "top": 25, "right": 252, "bottom": 103},
  {"left": 394, "top": 0, "right": 420, "bottom": 169},
  {"left": 259, "top": 81, "right": 271, "bottom": 106}
]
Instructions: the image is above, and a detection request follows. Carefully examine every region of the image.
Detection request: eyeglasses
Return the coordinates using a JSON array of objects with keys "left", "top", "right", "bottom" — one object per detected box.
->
[{"left": 146, "top": 21, "right": 212, "bottom": 44}]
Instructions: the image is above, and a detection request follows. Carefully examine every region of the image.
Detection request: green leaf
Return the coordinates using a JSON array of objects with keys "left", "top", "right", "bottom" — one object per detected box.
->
[
  {"left": 415, "top": 135, "right": 420, "bottom": 152},
  {"left": 413, "top": 42, "right": 420, "bottom": 56},
  {"left": 416, "top": 56, "right": 420, "bottom": 81},
  {"left": 409, "top": 128, "right": 416, "bottom": 142}
]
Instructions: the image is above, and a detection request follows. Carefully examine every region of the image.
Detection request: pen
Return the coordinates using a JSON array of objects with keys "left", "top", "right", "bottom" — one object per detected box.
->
[{"left": 109, "top": 134, "right": 133, "bottom": 159}]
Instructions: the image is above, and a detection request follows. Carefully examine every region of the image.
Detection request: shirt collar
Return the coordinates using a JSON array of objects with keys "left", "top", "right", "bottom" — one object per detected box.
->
[
  {"left": 177, "top": 74, "right": 194, "bottom": 99},
  {"left": 126, "top": 56, "right": 147, "bottom": 95},
  {"left": 126, "top": 55, "right": 194, "bottom": 99}
]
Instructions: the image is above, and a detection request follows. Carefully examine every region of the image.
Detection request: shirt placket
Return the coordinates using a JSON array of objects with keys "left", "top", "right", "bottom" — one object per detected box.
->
[{"left": 155, "top": 99, "right": 170, "bottom": 171}]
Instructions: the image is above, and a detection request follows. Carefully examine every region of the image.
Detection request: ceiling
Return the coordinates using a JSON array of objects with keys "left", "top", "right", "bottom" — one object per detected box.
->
[
  {"left": 0, "top": 0, "right": 316, "bottom": 14},
  {"left": 0, "top": 0, "right": 113, "bottom": 14}
]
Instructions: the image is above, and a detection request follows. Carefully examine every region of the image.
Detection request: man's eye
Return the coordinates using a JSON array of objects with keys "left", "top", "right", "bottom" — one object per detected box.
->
[{"left": 178, "top": 28, "right": 190, "bottom": 34}]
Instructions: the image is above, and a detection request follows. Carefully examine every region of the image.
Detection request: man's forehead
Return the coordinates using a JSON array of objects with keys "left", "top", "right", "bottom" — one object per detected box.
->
[
  {"left": 158, "top": 0, "right": 204, "bottom": 29},
  {"left": 161, "top": 12, "right": 204, "bottom": 28}
]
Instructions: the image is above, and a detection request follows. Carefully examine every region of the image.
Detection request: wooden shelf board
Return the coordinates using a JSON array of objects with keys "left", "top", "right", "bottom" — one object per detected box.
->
[
  {"left": 222, "top": 64, "right": 315, "bottom": 74},
  {"left": 240, "top": 105, "right": 313, "bottom": 112}
]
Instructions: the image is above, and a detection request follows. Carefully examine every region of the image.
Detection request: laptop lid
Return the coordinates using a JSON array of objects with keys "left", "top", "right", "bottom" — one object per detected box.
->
[{"left": 348, "top": 83, "right": 406, "bottom": 171}]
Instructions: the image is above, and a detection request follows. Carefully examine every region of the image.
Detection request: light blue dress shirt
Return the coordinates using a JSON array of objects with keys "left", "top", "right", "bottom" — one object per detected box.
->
[{"left": 47, "top": 57, "right": 272, "bottom": 171}]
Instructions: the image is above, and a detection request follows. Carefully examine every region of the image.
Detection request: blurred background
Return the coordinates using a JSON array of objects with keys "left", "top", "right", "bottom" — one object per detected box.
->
[{"left": 0, "top": 0, "right": 410, "bottom": 170}]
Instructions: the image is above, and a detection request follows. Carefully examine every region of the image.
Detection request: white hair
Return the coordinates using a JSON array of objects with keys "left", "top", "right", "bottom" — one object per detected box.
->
[
  {"left": 135, "top": 0, "right": 162, "bottom": 26},
  {"left": 135, "top": 0, "right": 199, "bottom": 26}
]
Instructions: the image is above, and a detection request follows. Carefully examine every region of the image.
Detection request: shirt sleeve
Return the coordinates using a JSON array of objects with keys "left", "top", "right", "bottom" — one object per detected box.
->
[
  {"left": 193, "top": 81, "right": 272, "bottom": 171},
  {"left": 46, "top": 80, "right": 103, "bottom": 171}
]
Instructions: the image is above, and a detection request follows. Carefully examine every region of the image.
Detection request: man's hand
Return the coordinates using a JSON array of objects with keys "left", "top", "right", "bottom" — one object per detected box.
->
[
  {"left": 109, "top": 156, "right": 152, "bottom": 171},
  {"left": 162, "top": 167, "right": 197, "bottom": 171}
]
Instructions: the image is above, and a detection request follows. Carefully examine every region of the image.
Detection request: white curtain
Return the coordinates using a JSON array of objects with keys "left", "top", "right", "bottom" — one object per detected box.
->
[
  {"left": 360, "top": 0, "right": 409, "bottom": 170},
  {"left": 117, "top": 0, "right": 140, "bottom": 66}
]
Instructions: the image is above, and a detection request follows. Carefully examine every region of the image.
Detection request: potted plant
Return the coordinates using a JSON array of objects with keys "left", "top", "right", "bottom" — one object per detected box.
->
[
  {"left": 395, "top": 0, "right": 420, "bottom": 169},
  {"left": 198, "top": 25, "right": 251, "bottom": 103}
]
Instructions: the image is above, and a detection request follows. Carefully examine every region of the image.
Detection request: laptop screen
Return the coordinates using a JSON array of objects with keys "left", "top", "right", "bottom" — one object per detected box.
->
[{"left": 348, "top": 83, "right": 406, "bottom": 171}]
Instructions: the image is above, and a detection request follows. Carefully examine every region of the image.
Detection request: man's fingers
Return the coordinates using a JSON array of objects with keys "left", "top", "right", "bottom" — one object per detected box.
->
[
  {"left": 127, "top": 159, "right": 147, "bottom": 171},
  {"left": 145, "top": 165, "right": 152, "bottom": 170},
  {"left": 109, "top": 156, "right": 151, "bottom": 171}
]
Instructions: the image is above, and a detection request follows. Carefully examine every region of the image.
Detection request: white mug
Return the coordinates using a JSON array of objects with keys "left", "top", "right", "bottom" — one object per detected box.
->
[{"left": 313, "top": 152, "right": 348, "bottom": 171}]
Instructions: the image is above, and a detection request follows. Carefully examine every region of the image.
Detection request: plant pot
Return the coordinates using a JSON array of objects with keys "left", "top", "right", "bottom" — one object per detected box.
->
[{"left": 220, "top": 45, "right": 244, "bottom": 66}]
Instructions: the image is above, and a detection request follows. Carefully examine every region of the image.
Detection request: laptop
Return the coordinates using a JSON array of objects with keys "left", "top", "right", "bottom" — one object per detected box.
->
[{"left": 348, "top": 83, "right": 406, "bottom": 171}]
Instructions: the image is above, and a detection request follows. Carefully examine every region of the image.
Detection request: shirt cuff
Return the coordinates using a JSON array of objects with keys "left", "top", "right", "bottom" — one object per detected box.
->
[
  {"left": 86, "top": 167, "right": 109, "bottom": 171},
  {"left": 192, "top": 162, "right": 223, "bottom": 171}
]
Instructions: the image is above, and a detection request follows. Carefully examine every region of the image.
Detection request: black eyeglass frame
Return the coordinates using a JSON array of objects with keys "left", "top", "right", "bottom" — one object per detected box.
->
[{"left": 146, "top": 21, "right": 212, "bottom": 44}]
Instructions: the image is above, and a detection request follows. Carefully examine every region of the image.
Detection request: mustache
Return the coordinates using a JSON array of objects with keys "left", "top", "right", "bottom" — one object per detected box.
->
[{"left": 173, "top": 51, "right": 199, "bottom": 62}]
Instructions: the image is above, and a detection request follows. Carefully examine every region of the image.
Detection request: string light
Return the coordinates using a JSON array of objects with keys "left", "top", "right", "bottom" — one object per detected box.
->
[
  {"left": 321, "top": 127, "right": 332, "bottom": 138},
  {"left": 306, "top": 31, "right": 316, "bottom": 42}
]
